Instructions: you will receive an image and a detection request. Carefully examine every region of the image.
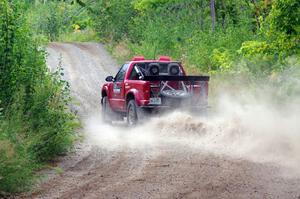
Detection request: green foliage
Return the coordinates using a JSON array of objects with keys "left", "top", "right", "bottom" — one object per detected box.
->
[
  {"left": 92, "top": 0, "right": 299, "bottom": 78},
  {"left": 267, "top": 0, "right": 300, "bottom": 36},
  {"left": 0, "top": 143, "right": 35, "bottom": 193},
  {"left": 93, "top": 0, "right": 137, "bottom": 41},
  {"left": 27, "top": 66, "right": 78, "bottom": 162},
  {"left": 0, "top": 107, "right": 36, "bottom": 193},
  {"left": 239, "top": 41, "right": 271, "bottom": 57},
  {"left": 59, "top": 29, "right": 100, "bottom": 42},
  {"left": 0, "top": 0, "right": 77, "bottom": 193},
  {"left": 92, "top": 0, "right": 257, "bottom": 73},
  {"left": 0, "top": 0, "right": 17, "bottom": 107},
  {"left": 27, "top": 0, "right": 95, "bottom": 42},
  {"left": 133, "top": 0, "right": 171, "bottom": 11},
  {"left": 211, "top": 48, "right": 233, "bottom": 72},
  {"left": 240, "top": 0, "right": 300, "bottom": 64}
]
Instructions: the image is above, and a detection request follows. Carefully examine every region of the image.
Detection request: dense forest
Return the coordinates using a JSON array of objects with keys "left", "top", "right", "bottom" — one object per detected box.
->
[{"left": 0, "top": 0, "right": 299, "bottom": 194}]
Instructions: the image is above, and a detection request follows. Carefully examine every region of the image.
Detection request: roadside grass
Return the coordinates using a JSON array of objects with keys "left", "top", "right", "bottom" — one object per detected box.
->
[
  {"left": 53, "top": 167, "right": 64, "bottom": 175},
  {"left": 0, "top": 119, "right": 37, "bottom": 193},
  {"left": 59, "top": 29, "right": 101, "bottom": 43},
  {"left": 0, "top": 80, "right": 80, "bottom": 193},
  {"left": 105, "top": 41, "right": 132, "bottom": 64}
]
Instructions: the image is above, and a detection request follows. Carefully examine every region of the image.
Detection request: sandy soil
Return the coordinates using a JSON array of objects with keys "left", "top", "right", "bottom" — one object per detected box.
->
[{"left": 15, "top": 43, "right": 300, "bottom": 199}]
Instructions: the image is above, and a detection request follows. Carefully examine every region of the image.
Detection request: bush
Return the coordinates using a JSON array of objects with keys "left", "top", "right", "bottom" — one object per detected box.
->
[
  {"left": 27, "top": 1, "right": 95, "bottom": 42},
  {"left": 0, "top": 122, "right": 35, "bottom": 193},
  {"left": 0, "top": 1, "right": 78, "bottom": 193},
  {"left": 27, "top": 68, "right": 78, "bottom": 162},
  {"left": 93, "top": 0, "right": 136, "bottom": 41}
]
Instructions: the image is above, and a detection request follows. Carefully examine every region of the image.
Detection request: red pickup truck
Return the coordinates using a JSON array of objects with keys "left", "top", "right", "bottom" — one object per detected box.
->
[{"left": 101, "top": 56, "right": 209, "bottom": 125}]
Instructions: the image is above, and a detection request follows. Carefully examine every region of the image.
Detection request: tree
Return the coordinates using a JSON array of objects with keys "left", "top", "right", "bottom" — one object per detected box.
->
[
  {"left": 210, "top": 0, "right": 216, "bottom": 32},
  {"left": 267, "top": 0, "right": 300, "bottom": 36}
]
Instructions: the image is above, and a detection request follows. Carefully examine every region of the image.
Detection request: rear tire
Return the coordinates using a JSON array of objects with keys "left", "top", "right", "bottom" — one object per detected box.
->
[
  {"left": 127, "top": 100, "right": 139, "bottom": 126},
  {"left": 126, "top": 100, "right": 147, "bottom": 126}
]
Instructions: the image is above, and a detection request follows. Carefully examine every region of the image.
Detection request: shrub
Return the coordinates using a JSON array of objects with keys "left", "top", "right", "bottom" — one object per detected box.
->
[{"left": 0, "top": 1, "right": 78, "bottom": 193}]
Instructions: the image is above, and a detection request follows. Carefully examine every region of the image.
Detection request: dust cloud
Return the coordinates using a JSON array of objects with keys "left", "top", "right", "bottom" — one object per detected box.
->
[{"left": 85, "top": 69, "right": 300, "bottom": 174}]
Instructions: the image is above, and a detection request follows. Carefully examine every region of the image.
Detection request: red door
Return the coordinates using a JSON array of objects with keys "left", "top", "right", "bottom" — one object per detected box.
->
[{"left": 109, "top": 64, "right": 129, "bottom": 111}]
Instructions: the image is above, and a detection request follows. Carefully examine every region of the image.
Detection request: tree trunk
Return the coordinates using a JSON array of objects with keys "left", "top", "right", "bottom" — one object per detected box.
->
[
  {"left": 199, "top": 1, "right": 205, "bottom": 31},
  {"left": 210, "top": 0, "right": 216, "bottom": 32},
  {"left": 251, "top": 0, "right": 261, "bottom": 30},
  {"left": 221, "top": 0, "right": 226, "bottom": 30}
]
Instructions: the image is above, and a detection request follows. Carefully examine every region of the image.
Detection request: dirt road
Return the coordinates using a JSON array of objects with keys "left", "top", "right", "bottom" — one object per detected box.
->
[{"left": 18, "top": 43, "right": 300, "bottom": 199}]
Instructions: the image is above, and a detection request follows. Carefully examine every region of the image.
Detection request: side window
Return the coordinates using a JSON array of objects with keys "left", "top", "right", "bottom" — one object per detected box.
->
[
  {"left": 115, "top": 64, "right": 129, "bottom": 82},
  {"left": 129, "top": 66, "right": 139, "bottom": 80}
]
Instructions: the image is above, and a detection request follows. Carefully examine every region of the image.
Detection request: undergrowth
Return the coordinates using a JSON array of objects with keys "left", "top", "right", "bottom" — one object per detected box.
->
[{"left": 0, "top": 1, "right": 78, "bottom": 193}]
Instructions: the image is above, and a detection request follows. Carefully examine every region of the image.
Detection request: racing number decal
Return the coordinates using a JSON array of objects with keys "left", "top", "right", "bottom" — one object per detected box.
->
[{"left": 113, "top": 83, "right": 121, "bottom": 94}]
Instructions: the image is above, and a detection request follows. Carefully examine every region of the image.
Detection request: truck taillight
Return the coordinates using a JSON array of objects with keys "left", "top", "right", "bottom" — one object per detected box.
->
[
  {"left": 149, "top": 81, "right": 161, "bottom": 89},
  {"left": 150, "top": 82, "right": 160, "bottom": 97}
]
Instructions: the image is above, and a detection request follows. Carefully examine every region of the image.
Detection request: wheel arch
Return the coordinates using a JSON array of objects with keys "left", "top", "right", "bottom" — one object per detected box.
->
[
  {"left": 126, "top": 92, "right": 135, "bottom": 107},
  {"left": 102, "top": 89, "right": 107, "bottom": 97},
  {"left": 101, "top": 86, "right": 109, "bottom": 105}
]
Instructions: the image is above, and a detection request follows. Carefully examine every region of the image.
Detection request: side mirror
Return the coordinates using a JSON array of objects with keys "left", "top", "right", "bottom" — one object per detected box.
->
[{"left": 105, "top": 76, "right": 114, "bottom": 82}]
